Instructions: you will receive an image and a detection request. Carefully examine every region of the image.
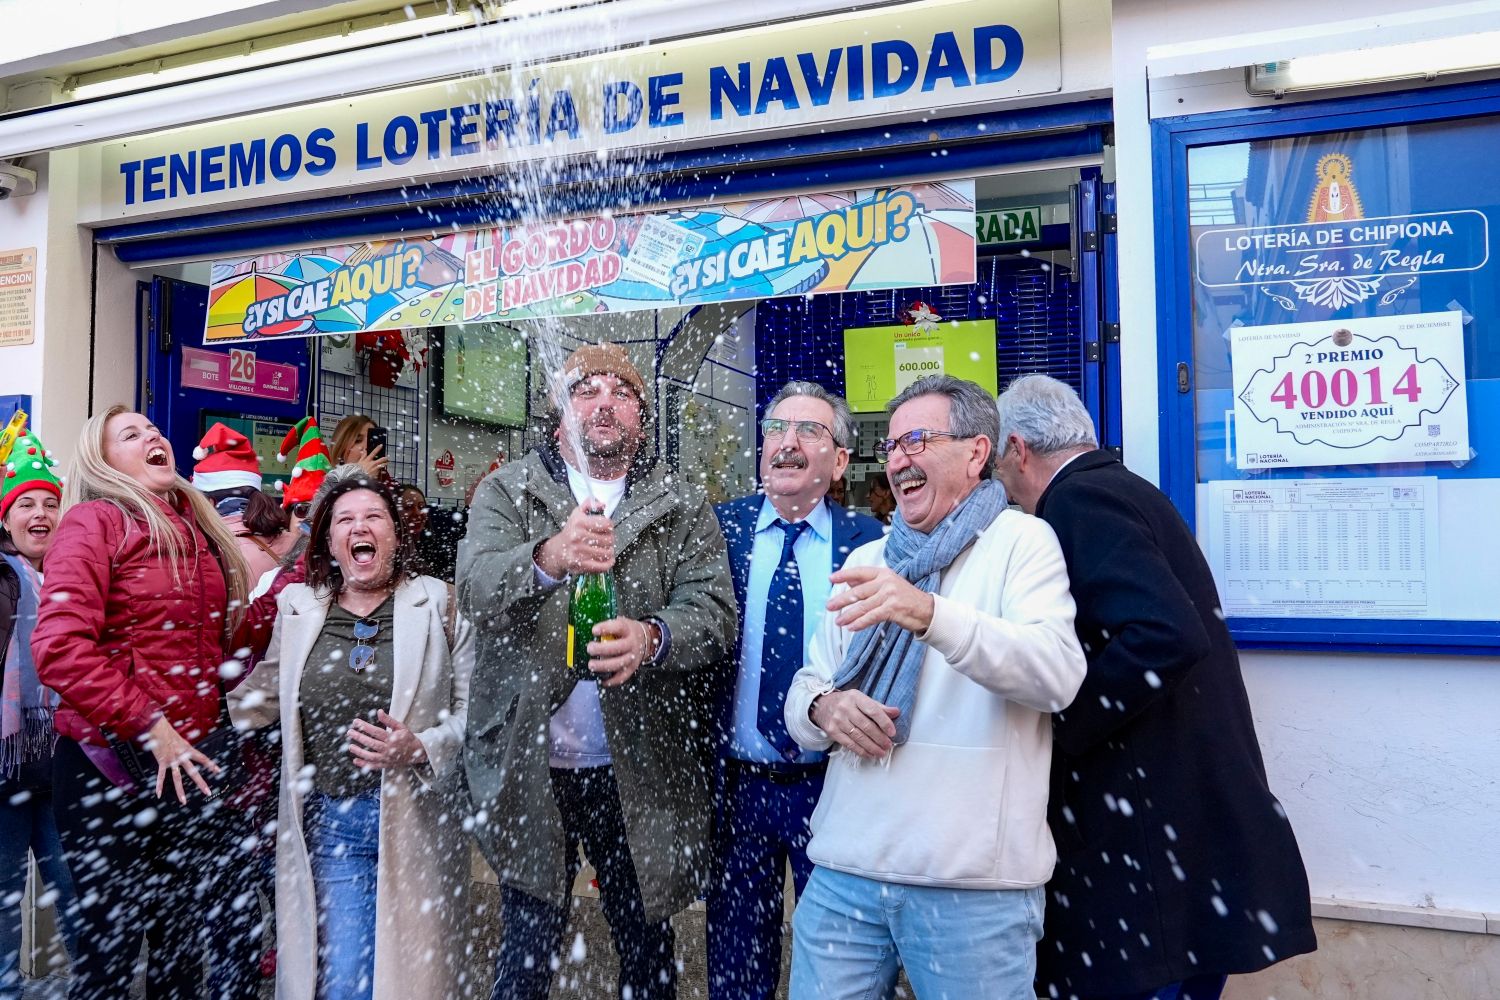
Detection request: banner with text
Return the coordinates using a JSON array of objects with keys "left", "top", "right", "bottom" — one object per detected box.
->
[
  {"left": 204, "top": 180, "right": 976, "bottom": 343},
  {"left": 94, "top": 0, "right": 1059, "bottom": 221}
]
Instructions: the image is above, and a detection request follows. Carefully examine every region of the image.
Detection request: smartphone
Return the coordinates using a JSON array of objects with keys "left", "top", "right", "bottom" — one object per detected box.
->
[{"left": 365, "top": 426, "right": 388, "bottom": 459}]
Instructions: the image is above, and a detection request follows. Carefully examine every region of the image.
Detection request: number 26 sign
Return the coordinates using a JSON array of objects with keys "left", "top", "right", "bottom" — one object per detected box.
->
[{"left": 1231, "top": 310, "right": 1469, "bottom": 470}]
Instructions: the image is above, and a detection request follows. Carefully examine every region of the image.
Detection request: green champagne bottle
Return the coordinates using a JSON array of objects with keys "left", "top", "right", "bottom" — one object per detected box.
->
[{"left": 567, "top": 571, "right": 617, "bottom": 682}]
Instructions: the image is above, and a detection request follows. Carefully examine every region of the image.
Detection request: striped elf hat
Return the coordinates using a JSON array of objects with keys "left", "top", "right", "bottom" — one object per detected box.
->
[{"left": 276, "top": 417, "right": 333, "bottom": 507}]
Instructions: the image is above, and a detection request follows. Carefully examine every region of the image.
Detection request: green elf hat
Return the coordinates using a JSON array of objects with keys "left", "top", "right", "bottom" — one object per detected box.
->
[
  {"left": 276, "top": 417, "right": 333, "bottom": 508},
  {"left": 1, "top": 429, "right": 64, "bottom": 520}
]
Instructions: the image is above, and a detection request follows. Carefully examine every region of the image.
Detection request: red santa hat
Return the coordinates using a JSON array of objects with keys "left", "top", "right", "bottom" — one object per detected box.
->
[{"left": 191, "top": 423, "right": 263, "bottom": 493}]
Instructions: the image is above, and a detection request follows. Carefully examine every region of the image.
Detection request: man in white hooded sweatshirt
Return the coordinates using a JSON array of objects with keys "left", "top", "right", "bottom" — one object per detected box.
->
[{"left": 784, "top": 374, "right": 1086, "bottom": 1000}]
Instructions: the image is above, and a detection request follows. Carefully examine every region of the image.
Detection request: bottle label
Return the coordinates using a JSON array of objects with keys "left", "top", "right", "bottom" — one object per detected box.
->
[{"left": 566, "top": 624, "right": 575, "bottom": 668}]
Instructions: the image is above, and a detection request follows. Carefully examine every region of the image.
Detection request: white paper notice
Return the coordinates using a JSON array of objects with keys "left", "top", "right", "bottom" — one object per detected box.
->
[
  {"left": 1230, "top": 310, "right": 1468, "bottom": 470},
  {"left": 1205, "top": 477, "right": 1438, "bottom": 618}
]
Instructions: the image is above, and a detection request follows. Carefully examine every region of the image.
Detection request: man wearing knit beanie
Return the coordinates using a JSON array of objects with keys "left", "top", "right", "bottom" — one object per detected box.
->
[{"left": 461, "top": 341, "right": 735, "bottom": 1000}]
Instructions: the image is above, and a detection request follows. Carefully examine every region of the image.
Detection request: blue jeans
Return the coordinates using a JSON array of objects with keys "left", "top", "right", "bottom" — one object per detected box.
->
[
  {"left": 789, "top": 866, "right": 1044, "bottom": 1000},
  {"left": 0, "top": 771, "right": 78, "bottom": 1000},
  {"left": 306, "top": 790, "right": 380, "bottom": 1000}
]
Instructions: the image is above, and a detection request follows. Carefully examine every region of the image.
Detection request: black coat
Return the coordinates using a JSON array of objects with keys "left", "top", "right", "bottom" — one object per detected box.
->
[{"left": 1035, "top": 450, "right": 1316, "bottom": 997}]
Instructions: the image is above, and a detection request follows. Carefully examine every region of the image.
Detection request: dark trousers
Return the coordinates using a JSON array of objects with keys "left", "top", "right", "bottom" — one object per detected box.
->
[
  {"left": 705, "top": 761, "right": 823, "bottom": 1000},
  {"left": 491, "top": 766, "right": 676, "bottom": 1000},
  {"left": 204, "top": 800, "right": 274, "bottom": 1000},
  {"left": 52, "top": 737, "right": 241, "bottom": 1000},
  {"left": 1092, "top": 974, "right": 1230, "bottom": 1000},
  {"left": 1, "top": 763, "right": 79, "bottom": 999},
  {"left": 205, "top": 728, "right": 279, "bottom": 1000}
]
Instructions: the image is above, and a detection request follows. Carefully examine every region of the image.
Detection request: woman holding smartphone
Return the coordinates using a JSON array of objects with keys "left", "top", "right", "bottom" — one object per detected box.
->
[{"left": 329, "top": 414, "right": 390, "bottom": 481}]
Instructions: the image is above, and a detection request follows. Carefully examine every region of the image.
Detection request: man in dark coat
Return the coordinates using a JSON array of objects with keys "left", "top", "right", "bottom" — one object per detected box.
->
[
  {"left": 993, "top": 374, "right": 1316, "bottom": 1000},
  {"left": 708, "top": 381, "right": 884, "bottom": 999}
]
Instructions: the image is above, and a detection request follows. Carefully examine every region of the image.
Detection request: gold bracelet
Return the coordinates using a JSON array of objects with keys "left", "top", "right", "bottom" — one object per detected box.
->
[{"left": 638, "top": 619, "right": 653, "bottom": 662}]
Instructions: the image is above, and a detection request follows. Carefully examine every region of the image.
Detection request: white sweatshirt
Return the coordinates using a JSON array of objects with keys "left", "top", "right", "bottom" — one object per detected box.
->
[{"left": 784, "top": 508, "right": 1086, "bottom": 890}]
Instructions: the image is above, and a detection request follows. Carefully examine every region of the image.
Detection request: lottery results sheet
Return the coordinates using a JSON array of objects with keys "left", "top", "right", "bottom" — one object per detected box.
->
[{"left": 1204, "top": 477, "right": 1439, "bottom": 619}]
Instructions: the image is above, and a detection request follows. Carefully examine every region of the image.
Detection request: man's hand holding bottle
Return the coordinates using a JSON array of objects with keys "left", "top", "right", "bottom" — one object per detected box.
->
[{"left": 538, "top": 499, "right": 616, "bottom": 578}]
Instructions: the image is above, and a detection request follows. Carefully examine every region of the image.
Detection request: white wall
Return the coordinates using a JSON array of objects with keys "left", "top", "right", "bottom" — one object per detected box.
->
[
  {"left": 1243, "top": 651, "right": 1500, "bottom": 913},
  {"left": 0, "top": 146, "right": 118, "bottom": 451},
  {"left": 1111, "top": 0, "right": 1500, "bottom": 916}
]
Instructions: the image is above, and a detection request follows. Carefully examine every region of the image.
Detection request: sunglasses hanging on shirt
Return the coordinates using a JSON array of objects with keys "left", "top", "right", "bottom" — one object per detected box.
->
[{"left": 349, "top": 618, "right": 380, "bottom": 673}]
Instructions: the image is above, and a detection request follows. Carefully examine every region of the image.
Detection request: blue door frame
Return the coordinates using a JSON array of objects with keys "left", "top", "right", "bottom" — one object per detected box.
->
[
  {"left": 136, "top": 276, "right": 313, "bottom": 479},
  {"left": 1151, "top": 77, "right": 1500, "bottom": 655},
  {"left": 1073, "top": 167, "right": 1122, "bottom": 450}
]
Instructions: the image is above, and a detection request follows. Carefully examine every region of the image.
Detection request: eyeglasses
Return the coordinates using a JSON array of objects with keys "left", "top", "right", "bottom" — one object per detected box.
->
[
  {"left": 349, "top": 618, "right": 380, "bottom": 674},
  {"left": 761, "top": 418, "right": 835, "bottom": 444},
  {"left": 874, "top": 429, "right": 966, "bottom": 464},
  {"left": 290, "top": 501, "right": 312, "bottom": 520}
]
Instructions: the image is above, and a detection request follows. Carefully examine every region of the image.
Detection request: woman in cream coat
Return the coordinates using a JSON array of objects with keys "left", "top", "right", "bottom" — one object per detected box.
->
[{"left": 232, "top": 467, "right": 476, "bottom": 1000}]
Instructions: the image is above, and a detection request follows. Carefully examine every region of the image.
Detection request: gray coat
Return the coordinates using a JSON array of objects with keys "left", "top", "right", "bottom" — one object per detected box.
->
[{"left": 458, "top": 446, "right": 737, "bottom": 920}]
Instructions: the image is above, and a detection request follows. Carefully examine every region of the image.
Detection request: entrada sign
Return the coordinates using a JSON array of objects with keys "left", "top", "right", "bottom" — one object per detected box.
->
[{"left": 975, "top": 207, "right": 1042, "bottom": 245}]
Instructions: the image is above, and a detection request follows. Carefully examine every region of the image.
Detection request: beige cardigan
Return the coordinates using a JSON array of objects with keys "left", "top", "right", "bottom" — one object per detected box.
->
[{"left": 231, "top": 575, "right": 477, "bottom": 1000}]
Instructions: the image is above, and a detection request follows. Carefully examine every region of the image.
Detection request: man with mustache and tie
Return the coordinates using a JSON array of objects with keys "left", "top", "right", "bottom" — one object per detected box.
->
[{"left": 707, "top": 382, "right": 884, "bottom": 1000}]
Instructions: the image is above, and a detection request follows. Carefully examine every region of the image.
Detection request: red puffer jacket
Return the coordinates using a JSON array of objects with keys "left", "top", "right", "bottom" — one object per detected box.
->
[{"left": 34, "top": 496, "right": 230, "bottom": 747}]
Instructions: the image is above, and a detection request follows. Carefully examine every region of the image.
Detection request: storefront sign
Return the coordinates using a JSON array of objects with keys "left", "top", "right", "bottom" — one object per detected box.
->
[
  {"left": 975, "top": 206, "right": 1042, "bottom": 245},
  {"left": 842, "top": 317, "right": 997, "bottom": 413},
  {"left": 1197, "top": 210, "right": 1489, "bottom": 294},
  {"left": 0, "top": 248, "right": 36, "bottom": 348},
  {"left": 203, "top": 180, "right": 977, "bottom": 344},
  {"left": 1231, "top": 311, "right": 1469, "bottom": 470},
  {"left": 90, "top": 0, "right": 1060, "bottom": 220},
  {"left": 1195, "top": 153, "right": 1489, "bottom": 311},
  {"left": 180, "top": 346, "right": 300, "bottom": 402}
]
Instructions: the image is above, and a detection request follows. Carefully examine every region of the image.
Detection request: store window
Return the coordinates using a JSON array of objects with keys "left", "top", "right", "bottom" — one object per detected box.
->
[{"left": 1159, "top": 83, "right": 1500, "bottom": 650}]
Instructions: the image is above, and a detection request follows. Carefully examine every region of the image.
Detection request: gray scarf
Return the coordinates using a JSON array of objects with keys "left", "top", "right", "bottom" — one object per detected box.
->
[{"left": 831, "top": 479, "right": 1009, "bottom": 746}]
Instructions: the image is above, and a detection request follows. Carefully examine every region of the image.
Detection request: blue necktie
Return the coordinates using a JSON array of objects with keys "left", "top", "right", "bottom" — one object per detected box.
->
[{"left": 759, "top": 518, "right": 810, "bottom": 759}]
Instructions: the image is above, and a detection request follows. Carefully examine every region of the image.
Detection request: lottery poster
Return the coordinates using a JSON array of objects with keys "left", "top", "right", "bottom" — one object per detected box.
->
[
  {"left": 203, "top": 181, "right": 976, "bottom": 344},
  {"left": 1230, "top": 310, "right": 1469, "bottom": 470}
]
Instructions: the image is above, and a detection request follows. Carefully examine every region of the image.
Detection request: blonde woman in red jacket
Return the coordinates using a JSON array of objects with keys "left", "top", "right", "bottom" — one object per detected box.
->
[{"left": 33, "top": 406, "right": 250, "bottom": 1000}]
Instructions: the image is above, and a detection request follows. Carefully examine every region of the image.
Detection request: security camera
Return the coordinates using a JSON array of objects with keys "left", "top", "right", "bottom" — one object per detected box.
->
[{"left": 0, "top": 163, "right": 37, "bottom": 201}]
